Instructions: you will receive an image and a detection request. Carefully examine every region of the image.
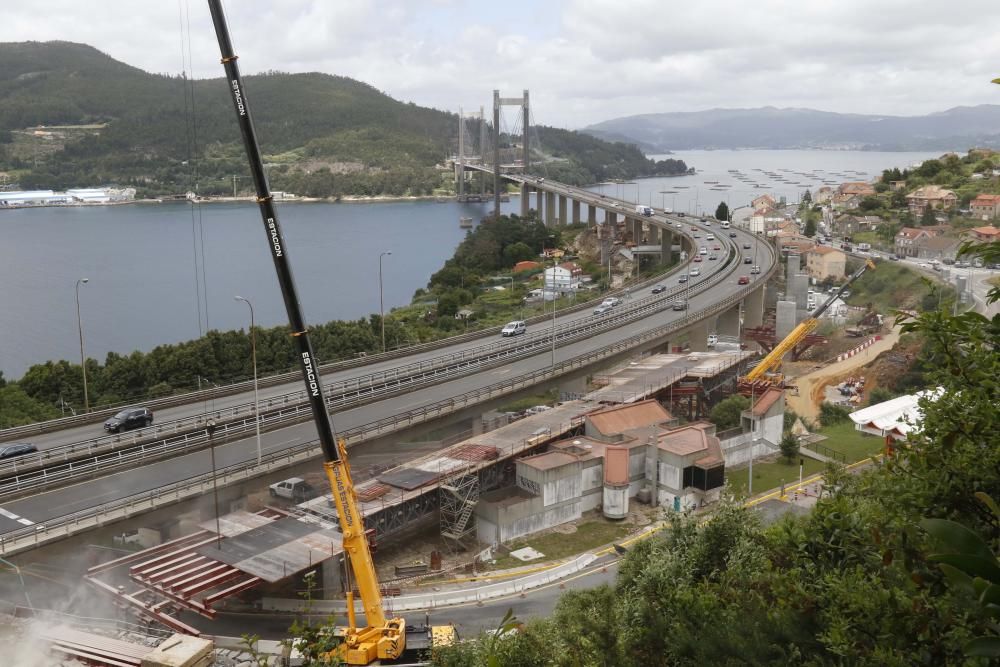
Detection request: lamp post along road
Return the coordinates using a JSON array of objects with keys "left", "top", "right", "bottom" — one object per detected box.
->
[
  {"left": 75, "top": 278, "right": 90, "bottom": 413},
  {"left": 379, "top": 251, "right": 392, "bottom": 353},
  {"left": 234, "top": 296, "right": 261, "bottom": 465}
]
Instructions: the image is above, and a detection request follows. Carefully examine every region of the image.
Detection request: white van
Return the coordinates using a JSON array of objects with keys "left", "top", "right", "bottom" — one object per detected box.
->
[
  {"left": 721, "top": 221, "right": 731, "bottom": 229},
  {"left": 501, "top": 320, "right": 527, "bottom": 337}
]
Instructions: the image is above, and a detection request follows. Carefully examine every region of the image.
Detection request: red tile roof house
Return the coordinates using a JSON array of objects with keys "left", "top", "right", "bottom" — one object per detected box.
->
[
  {"left": 906, "top": 185, "right": 957, "bottom": 215},
  {"left": 894, "top": 226, "right": 938, "bottom": 258},
  {"left": 966, "top": 225, "right": 1000, "bottom": 242},
  {"left": 970, "top": 195, "right": 1000, "bottom": 221}
]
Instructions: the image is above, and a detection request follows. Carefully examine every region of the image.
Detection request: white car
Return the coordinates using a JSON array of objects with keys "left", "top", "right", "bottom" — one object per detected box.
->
[
  {"left": 593, "top": 304, "right": 612, "bottom": 315},
  {"left": 501, "top": 320, "right": 526, "bottom": 337},
  {"left": 699, "top": 247, "right": 708, "bottom": 255},
  {"left": 689, "top": 267, "right": 701, "bottom": 277},
  {"left": 707, "top": 334, "right": 718, "bottom": 347},
  {"left": 601, "top": 297, "right": 620, "bottom": 308},
  {"left": 750, "top": 265, "right": 761, "bottom": 274}
]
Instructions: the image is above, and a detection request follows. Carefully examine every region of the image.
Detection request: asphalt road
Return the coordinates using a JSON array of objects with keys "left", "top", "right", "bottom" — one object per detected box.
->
[{"left": 0, "top": 199, "right": 774, "bottom": 537}]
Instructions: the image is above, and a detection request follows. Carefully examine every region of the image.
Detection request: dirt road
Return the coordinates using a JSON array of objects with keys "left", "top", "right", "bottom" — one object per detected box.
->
[{"left": 785, "top": 325, "right": 902, "bottom": 420}]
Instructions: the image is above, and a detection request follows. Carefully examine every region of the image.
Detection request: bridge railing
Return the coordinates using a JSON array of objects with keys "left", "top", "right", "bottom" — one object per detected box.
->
[{"left": 0, "top": 242, "right": 772, "bottom": 556}]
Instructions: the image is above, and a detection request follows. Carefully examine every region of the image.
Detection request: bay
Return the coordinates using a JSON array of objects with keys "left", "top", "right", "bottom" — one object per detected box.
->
[
  {"left": 0, "top": 149, "right": 943, "bottom": 380},
  {"left": 0, "top": 198, "right": 518, "bottom": 380}
]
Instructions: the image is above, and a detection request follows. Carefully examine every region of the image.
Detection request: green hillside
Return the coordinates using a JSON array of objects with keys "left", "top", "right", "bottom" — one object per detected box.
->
[{"left": 0, "top": 41, "right": 686, "bottom": 198}]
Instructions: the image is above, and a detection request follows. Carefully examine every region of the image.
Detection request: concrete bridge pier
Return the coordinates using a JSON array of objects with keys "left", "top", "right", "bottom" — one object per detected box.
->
[
  {"left": 686, "top": 320, "right": 711, "bottom": 352},
  {"left": 717, "top": 303, "right": 741, "bottom": 338},
  {"left": 546, "top": 191, "right": 556, "bottom": 226},
  {"left": 660, "top": 230, "right": 673, "bottom": 265},
  {"left": 607, "top": 210, "right": 618, "bottom": 226},
  {"left": 572, "top": 199, "right": 581, "bottom": 225},
  {"left": 648, "top": 223, "right": 659, "bottom": 245},
  {"left": 743, "top": 285, "right": 766, "bottom": 328},
  {"left": 630, "top": 218, "right": 642, "bottom": 244},
  {"left": 588, "top": 205, "right": 597, "bottom": 226},
  {"left": 520, "top": 184, "right": 531, "bottom": 217},
  {"left": 558, "top": 195, "right": 567, "bottom": 226}
]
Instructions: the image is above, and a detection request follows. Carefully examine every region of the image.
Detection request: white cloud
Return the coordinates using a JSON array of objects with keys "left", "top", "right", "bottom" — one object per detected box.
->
[{"left": 2, "top": 1, "right": 1000, "bottom": 128}]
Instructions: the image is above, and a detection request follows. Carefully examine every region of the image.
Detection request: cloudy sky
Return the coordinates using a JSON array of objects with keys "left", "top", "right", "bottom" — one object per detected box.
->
[{"left": 3, "top": 0, "right": 1000, "bottom": 129}]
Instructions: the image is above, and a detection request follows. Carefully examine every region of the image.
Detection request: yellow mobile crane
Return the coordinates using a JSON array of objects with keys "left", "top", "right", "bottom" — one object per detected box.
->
[
  {"left": 741, "top": 258, "right": 877, "bottom": 388},
  {"left": 207, "top": 3, "right": 454, "bottom": 662}
]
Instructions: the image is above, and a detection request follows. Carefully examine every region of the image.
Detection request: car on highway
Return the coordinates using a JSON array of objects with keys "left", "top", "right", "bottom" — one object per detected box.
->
[
  {"left": 678, "top": 212, "right": 686, "bottom": 217},
  {"left": 699, "top": 247, "right": 708, "bottom": 255},
  {"left": 690, "top": 226, "right": 698, "bottom": 231},
  {"left": 672, "top": 299, "right": 687, "bottom": 311},
  {"left": 729, "top": 232, "right": 737, "bottom": 238},
  {"left": 750, "top": 265, "right": 761, "bottom": 274},
  {"left": 744, "top": 257, "right": 753, "bottom": 264},
  {"left": 269, "top": 477, "right": 316, "bottom": 501},
  {"left": 707, "top": 333, "right": 718, "bottom": 346},
  {"left": 104, "top": 407, "right": 154, "bottom": 433},
  {"left": 651, "top": 284, "right": 667, "bottom": 294},
  {"left": 713, "top": 244, "right": 721, "bottom": 250},
  {"left": 0, "top": 443, "right": 38, "bottom": 460},
  {"left": 693, "top": 256, "right": 703, "bottom": 262},
  {"left": 738, "top": 276, "right": 750, "bottom": 285},
  {"left": 689, "top": 267, "right": 701, "bottom": 276},
  {"left": 601, "top": 297, "right": 620, "bottom": 308},
  {"left": 743, "top": 243, "right": 752, "bottom": 249},
  {"left": 593, "top": 304, "right": 612, "bottom": 315},
  {"left": 708, "top": 254, "right": 718, "bottom": 260},
  {"left": 501, "top": 320, "right": 526, "bottom": 337},
  {"left": 678, "top": 275, "right": 688, "bottom": 283}
]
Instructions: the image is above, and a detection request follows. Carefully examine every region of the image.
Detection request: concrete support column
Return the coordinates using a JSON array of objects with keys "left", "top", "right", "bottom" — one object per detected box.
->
[
  {"left": 744, "top": 285, "right": 765, "bottom": 328},
  {"left": 588, "top": 205, "right": 597, "bottom": 226},
  {"left": 648, "top": 224, "right": 659, "bottom": 245},
  {"left": 625, "top": 218, "right": 637, "bottom": 243},
  {"left": 660, "top": 230, "right": 673, "bottom": 265},
  {"left": 520, "top": 184, "right": 530, "bottom": 217},
  {"left": 535, "top": 190, "right": 545, "bottom": 218},
  {"left": 717, "top": 304, "right": 741, "bottom": 338},
  {"left": 322, "top": 556, "right": 344, "bottom": 597},
  {"left": 546, "top": 191, "right": 556, "bottom": 226},
  {"left": 572, "top": 199, "right": 581, "bottom": 224},
  {"left": 558, "top": 195, "right": 567, "bottom": 225},
  {"left": 607, "top": 211, "right": 618, "bottom": 226},
  {"left": 687, "top": 320, "right": 710, "bottom": 352}
]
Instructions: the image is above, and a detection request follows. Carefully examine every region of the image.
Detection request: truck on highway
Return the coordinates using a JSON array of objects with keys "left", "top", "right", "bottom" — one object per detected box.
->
[{"left": 635, "top": 205, "right": 653, "bottom": 217}]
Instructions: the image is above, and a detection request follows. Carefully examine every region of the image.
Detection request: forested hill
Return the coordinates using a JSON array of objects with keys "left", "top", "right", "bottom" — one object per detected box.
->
[{"left": 0, "top": 41, "right": 686, "bottom": 197}]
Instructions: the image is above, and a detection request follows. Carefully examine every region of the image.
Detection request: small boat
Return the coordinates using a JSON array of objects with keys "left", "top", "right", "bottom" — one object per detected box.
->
[{"left": 459, "top": 217, "right": 473, "bottom": 228}]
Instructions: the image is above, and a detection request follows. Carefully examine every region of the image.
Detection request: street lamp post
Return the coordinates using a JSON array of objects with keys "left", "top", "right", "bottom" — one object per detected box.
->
[
  {"left": 548, "top": 238, "right": 558, "bottom": 367},
  {"left": 378, "top": 251, "right": 392, "bottom": 353},
  {"left": 234, "top": 296, "right": 261, "bottom": 466},
  {"left": 75, "top": 278, "right": 90, "bottom": 412}
]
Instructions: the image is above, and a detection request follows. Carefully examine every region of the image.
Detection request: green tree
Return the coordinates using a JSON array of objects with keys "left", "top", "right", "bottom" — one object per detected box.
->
[
  {"left": 802, "top": 189, "right": 812, "bottom": 204},
  {"left": 501, "top": 241, "right": 534, "bottom": 266},
  {"left": 817, "top": 401, "right": 851, "bottom": 426},
  {"left": 714, "top": 201, "right": 729, "bottom": 221},
  {"left": 803, "top": 217, "right": 817, "bottom": 238},
  {"left": 708, "top": 394, "right": 749, "bottom": 429},
  {"left": 867, "top": 386, "right": 895, "bottom": 406},
  {"left": 859, "top": 196, "right": 882, "bottom": 211},
  {"left": 920, "top": 205, "right": 937, "bottom": 226},
  {"left": 779, "top": 433, "right": 799, "bottom": 462}
]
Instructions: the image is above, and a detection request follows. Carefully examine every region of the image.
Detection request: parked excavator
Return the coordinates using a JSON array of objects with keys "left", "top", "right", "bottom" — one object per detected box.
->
[
  {"left": 740, "top": 258, "right": 877, "bottom": 390},
  {"left": 208, "top": 2, "right": 456, "bottom": 662}
]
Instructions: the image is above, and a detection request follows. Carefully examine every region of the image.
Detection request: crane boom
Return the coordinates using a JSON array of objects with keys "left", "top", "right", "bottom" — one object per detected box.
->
[
  {"left": 743, "top": 258, "right": 876, "bottom": 384},
  {"left": 207, "top": 2, "right": 403, "bottom": 663}
]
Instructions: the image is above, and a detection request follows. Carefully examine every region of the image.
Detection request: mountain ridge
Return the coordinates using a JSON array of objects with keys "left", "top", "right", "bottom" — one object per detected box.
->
[{"left": 583, "top": 105, "right": 1000, "bottom": 152}]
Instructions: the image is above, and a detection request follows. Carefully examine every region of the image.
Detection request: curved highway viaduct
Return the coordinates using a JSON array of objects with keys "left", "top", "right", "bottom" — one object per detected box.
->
[{"left": 0, "top": 181, "right": 776, "bottom": 554}]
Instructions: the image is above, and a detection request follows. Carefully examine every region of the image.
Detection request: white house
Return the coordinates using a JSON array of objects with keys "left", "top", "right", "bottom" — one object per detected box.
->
[{"left": 543, "top": 266, "right": 573, "bottom": 292}]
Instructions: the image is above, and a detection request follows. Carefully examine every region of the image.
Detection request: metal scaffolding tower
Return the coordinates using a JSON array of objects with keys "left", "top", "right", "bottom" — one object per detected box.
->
[{"left": 439, "top": 465, "right": 480, "bottom": 552}]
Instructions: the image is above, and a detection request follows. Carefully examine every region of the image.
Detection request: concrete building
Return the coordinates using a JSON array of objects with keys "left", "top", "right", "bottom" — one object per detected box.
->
[
  {"left": 0, "top": 190, "right": 72, "bottom": 206},
  {"left": 913, "top": 235, "right": 960, "bottom": 262},
  {"left": 895, "top": 226, "right": 939, "bottom": 258},
  {"left": 806, "top": 245, "right": 847, "bottom": 281},
  {"left": 832, "top": 214, "right": 882, "bottom": 236},
  {"left": 965, "top": 225, "right": 1000, "bottom": 243},
  {"left": 752, "top": 193, "right": 776, "bottom": 213},
  {"left": 838, "top": 181, "right": 876, "bottom": 198},
  {"left": 543, "top": 265, "right": 573, "bottom": 291},
  {"left": 970, "top": 195, "right": 1000, "bottom": 220},
  {"left": 906, "top": 185, "right": 957, "bottom": 215},
  {"left": 652, "top": 423, "right": 725, "bottom": 511}
]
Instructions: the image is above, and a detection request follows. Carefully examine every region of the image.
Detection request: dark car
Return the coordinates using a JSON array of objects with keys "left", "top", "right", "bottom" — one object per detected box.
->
[
  {"left": 0, "top": 443, "right": 38, "bottom": 460},
  {"left": 729, "top": 232, "right": 737, "bottom": 238},
  {"left": 743, "top": 243, "right": 751, "bottom": 249},
  {"left": 738, "top": 276, "right": 750, "bottom": 285},
  {"left": 678, "top": 212, "right": 685, "bottom": 217},
  {"left": 744, "top": 257, "right": 753, "bottom": 264},
  {"left": 651, "top": 284, "right": 667, "bottom": 294},
  {"left": 104, "top": 407, "right": 154, "bottom": 433}
]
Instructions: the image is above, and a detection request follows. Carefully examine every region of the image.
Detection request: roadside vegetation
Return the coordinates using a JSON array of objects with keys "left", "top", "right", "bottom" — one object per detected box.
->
[{"left": 430, "top": 239, "right": 1000, "bottom": 665}]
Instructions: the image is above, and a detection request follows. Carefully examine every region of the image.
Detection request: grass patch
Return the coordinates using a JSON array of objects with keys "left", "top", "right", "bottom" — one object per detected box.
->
[
  {"left": 726, "top": 456, "right": 826, "bottom": 498},
  {"left": 816, "top": 422, "right": 884, "bottom": 462},
  {"left": 488, "top": 519, "right": 635, "bottom": 569},
  {"left": 498, "top": 390, "right": 558, "bottom": 413},
  {"left": 845, "top": 259, "right": 947, "bottom": 312}
]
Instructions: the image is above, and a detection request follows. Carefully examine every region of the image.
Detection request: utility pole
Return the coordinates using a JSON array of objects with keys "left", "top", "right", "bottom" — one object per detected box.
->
[{"left": 493, "top": 90, "right": 501, "bottom": 219}]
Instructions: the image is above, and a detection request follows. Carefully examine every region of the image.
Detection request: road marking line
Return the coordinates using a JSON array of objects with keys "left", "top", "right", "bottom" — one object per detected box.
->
[{"left": 0, "top": 507, "right": 34, "bottom": 525}]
